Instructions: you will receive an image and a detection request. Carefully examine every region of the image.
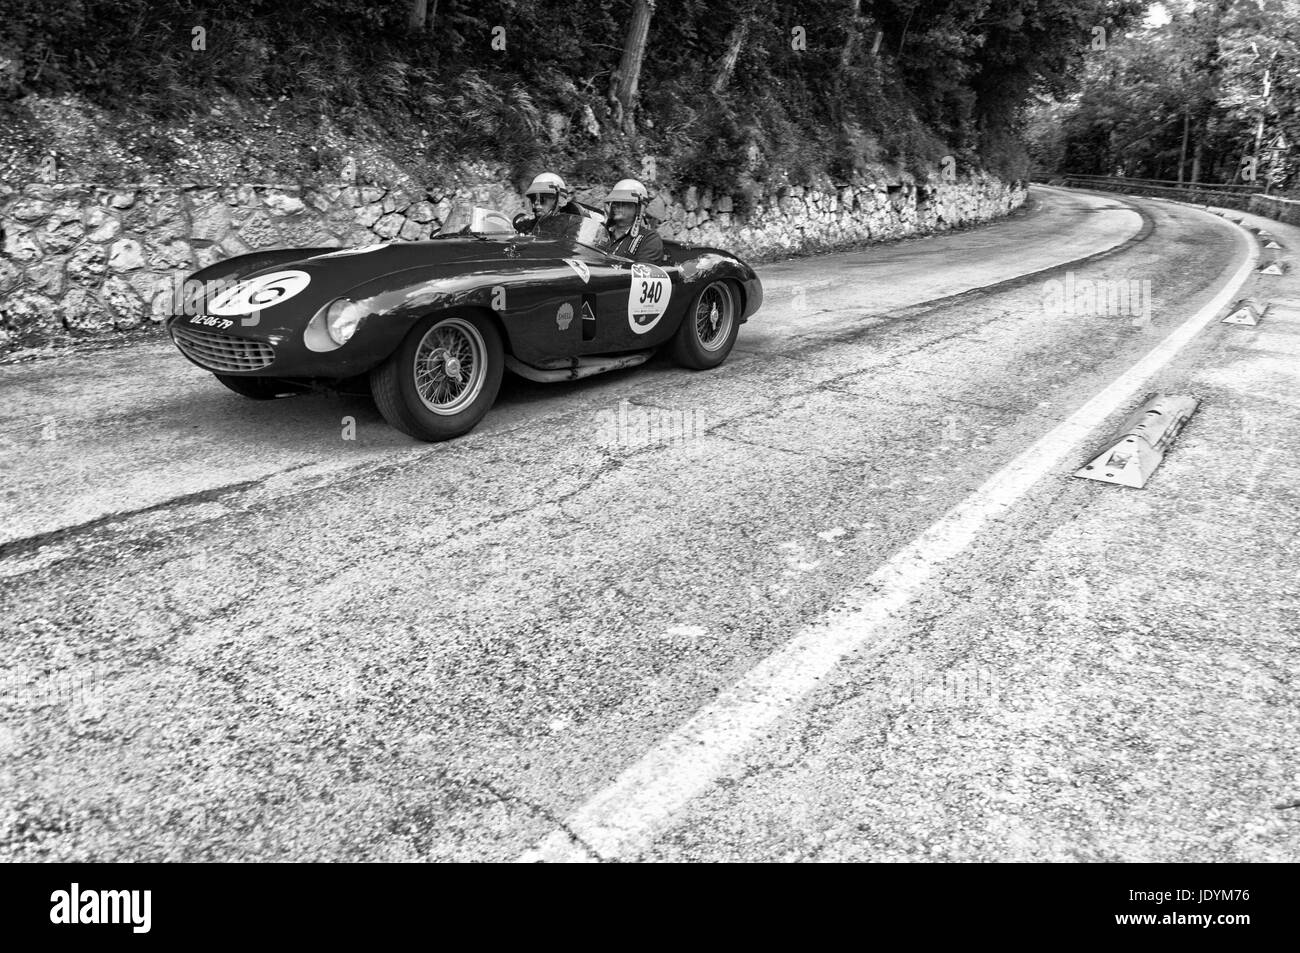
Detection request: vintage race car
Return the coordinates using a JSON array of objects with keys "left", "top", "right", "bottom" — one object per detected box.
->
[{"left": 165, "top": 206, "right": 763, "bottom": 441}]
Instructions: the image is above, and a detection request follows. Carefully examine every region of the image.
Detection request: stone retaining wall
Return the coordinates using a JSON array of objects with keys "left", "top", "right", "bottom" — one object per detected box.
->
[{"left": 0, "top": 163, "right": 1026, "bottom": 352}]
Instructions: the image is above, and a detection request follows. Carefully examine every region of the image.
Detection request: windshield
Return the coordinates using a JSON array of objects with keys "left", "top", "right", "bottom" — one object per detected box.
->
[
  {"left": 436, "top": 204, "right": 518, "bottom": 238},
  {"left": 534, "top": 212, "right": 612, "bottom": 252},
  {"left": 435, "top": 204, "right": 613, "bottom": 252}
]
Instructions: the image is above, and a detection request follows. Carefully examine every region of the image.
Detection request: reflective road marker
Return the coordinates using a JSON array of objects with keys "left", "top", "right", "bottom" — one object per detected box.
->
[{"left": 1073, "top": 394, "right": 1200, "bottom": 488}]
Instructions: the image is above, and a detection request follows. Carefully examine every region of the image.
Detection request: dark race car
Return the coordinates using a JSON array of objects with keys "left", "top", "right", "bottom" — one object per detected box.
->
[{"left": 165, "top": 205, "right": 763, "bottom": 441}]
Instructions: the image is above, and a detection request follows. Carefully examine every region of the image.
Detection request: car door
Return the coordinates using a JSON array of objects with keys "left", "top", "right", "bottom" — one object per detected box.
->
[{"left": 585, "top": 249, "right": 683, "bottom": 354}]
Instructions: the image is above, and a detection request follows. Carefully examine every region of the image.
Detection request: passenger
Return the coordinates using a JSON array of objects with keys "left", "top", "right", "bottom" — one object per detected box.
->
[{"left": 604, "top": 178, "right": 663, "bottom": 263}]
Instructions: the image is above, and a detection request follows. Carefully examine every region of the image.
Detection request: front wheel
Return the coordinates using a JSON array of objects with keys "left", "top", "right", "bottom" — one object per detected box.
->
[
  {"left": 370, "top": 311, "right": 504, "bottom": 442},
  {"left": 670, "top": 279, "right": 740, "bottom": 370}
]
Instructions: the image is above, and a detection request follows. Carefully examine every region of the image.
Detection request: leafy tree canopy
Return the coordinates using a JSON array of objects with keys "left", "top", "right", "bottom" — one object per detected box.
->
[{"left": 1, "top": 0, "right": 1147, "bottom": 190}]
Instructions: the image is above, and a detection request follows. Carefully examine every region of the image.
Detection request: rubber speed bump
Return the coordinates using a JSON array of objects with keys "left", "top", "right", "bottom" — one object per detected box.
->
[
  {"left": 1222, "top": 301, "right": 1263, "bottom": 325},
  {"left": 1075, "top": 395, "right": 1199, "bottom": 488}
]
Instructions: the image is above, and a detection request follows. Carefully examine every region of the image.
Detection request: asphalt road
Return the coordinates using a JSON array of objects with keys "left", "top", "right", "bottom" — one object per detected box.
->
[{"left": 2, "top": 186, "right": 1296, "bottom": 862}]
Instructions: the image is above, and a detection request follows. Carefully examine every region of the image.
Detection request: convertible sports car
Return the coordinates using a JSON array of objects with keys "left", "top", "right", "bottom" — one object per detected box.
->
[{"left": 166, "top": 205, "right": 763, "bottom": 441}]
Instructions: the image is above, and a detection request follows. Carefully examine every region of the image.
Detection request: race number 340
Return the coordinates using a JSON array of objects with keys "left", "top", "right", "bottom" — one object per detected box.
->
[{"left": 628, "top": 263, "right": 672, "bottom": 334}]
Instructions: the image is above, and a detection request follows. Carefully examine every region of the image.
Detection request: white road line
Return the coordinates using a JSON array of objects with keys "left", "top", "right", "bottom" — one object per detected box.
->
[{"left": 519, "top": 220, "right": 1259, "bottom": 863}]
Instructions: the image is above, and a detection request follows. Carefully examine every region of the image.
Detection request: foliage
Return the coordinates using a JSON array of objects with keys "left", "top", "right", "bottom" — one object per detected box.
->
[
  {"left": 0, "top": 0, "right": 1146, "bottom": 190},
  {"left": 1031, "top": 0, "right": 1300, "bottom": 189}
]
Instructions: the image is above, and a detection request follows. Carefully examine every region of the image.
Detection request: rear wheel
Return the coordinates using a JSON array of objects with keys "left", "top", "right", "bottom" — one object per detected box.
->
[
  {"left": 671, "top": 279, "right": 740, "bottom": 369},
  {"left": 370, "top": 311, "right": 503, "bottom": 442},
  {"left": 213, "top": 374, "right": 301, "bottom": 399}
]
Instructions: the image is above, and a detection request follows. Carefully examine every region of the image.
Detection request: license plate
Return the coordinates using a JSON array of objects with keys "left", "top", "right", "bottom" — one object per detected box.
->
[{"left": 189, "top": 314, "right": 235, "bottom": 330}]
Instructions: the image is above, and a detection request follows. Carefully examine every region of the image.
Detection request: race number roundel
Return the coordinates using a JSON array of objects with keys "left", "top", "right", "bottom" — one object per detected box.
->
[
  {"left": 208, "top": 270, "right": 311, "bottom": 316},
  {"left": 627, "top": 263, "right": 672, "bottom": 334}
]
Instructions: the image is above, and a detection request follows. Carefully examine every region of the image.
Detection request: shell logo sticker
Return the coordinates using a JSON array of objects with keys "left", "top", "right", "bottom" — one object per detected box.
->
[
  {"left": 556, "top": 302, "right": 574, "bottom": 330},
  {"left": 208, "top": 270, "right": 311, "bottom": 316},
  {"left": 628, "top": 263, "right": 671, "bottom": 334},
  {"left": 563, "top": 258, "right": 591, "bottom": 283}
]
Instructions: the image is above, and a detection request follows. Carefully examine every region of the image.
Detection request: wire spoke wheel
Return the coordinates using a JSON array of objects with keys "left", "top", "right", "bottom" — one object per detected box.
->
[
  {"left": 671, "top": 279, "right": 741, "bottom": 370},
  {"left": 693, "top": 282, "right": 736, "bottom": 352},
  {"left": 413, "top": 317, "right": 486, "bottom": 415},
  {"left": 371, "top": 310, "right": 504, "bottom": 442}
]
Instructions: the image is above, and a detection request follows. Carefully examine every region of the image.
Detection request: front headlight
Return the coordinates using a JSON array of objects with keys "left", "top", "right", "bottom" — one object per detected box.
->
[{"left": 325, "top": 299, "right": 367, "bottom": 345}]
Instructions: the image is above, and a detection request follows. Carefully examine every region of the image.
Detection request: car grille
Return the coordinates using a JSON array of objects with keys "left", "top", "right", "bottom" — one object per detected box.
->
[{"left": 171, "top": 325, "right": 275, "bottom": 372}]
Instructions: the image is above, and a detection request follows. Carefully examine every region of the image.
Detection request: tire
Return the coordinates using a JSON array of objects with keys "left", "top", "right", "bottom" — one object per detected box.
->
[
  {"left": 214, "top": 374, "right": 301, "bottom": 400},
  {"left": 670, "top": 279, "right": 740, "bottom": 370},
  {"left": 369, "top": 311, "right": 504, "bottom": 442}
]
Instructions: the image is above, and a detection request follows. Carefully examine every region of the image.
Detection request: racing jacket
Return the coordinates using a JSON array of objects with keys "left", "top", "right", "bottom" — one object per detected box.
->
[{"left": 608, "top": 221, "right": 664, "bottom": 263}]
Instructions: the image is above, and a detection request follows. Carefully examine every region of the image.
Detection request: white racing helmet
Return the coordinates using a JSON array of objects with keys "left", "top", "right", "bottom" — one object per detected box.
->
[
  {"left": 525, "top": 172, "right": 570, "bottom": 204},
  {"left": 604, "top": 178, "right": 649, "bottom": 206}
]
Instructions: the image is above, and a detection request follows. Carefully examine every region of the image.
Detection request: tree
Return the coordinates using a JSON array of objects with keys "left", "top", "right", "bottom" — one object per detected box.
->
[
  {"left": 711, "top": 19, "right": 749, "bottom": 94},
  {"left": 408, "top": 0, "right": 441, "bottom": 34},
  {"left": 840, "top": 0, "right": 862, "bottom": 71},
  {"left": 1033, "top": 0, "right": 1300, "bottom": 190},
  {"left": 612, "top": 0, "right": 655, "bottom": 133}
]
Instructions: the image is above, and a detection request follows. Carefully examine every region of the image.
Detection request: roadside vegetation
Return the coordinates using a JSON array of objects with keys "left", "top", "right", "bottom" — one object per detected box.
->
[
  {"left": 2, "top": 1, "right": 1141, "bottom": 196},
  {"left": 1029, "top": 0, "right": 1300, "bottom": 191}
]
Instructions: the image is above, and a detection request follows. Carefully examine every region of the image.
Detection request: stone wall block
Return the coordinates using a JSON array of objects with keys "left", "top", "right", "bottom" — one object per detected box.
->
[
  {"left": 102, "top": 276, "right": 145, "bottom": 329},
  {"left": 26, "top": 259, "right": 65, "bottom": 296},
  {"left": 60, "top": 287, "right": 111, "bottom": 332},
  {"left": 108, "top": 239, "right": 146, "bottom": 271},
  {"left": 1, "top": 291, "right": 59, "bottom": 333},
  {"left": 373, "top": 213, "right": 404, "bottom": 240},
  {"left": 10, "top": 199, "right": 53, "bottom": 222},
  {"left": 66, "top": 244, "right": 107, "bottom": 283},
  {"left": 0, "top": 259, "right": 21, "bottom": 295},
  {"left": 190, "top": 203, "right": 232, "bottom": 243}
]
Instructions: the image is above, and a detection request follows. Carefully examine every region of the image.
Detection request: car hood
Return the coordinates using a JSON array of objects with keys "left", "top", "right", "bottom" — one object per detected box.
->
[{"left": 186, "top": 238, "right": 525, "bottom": 327}]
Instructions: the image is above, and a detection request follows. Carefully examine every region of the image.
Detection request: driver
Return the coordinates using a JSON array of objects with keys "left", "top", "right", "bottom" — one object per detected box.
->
[
  {"left": 514, "top": 172, "right": 588, "bottom": 234},
  {"left": 604, "top": 178, "right": 663, "bottom": 263}
]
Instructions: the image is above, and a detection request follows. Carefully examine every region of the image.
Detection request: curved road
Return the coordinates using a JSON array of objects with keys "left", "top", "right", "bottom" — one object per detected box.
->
[{"left": 1, "top": 187, "right": 1297, "bottom": 862}]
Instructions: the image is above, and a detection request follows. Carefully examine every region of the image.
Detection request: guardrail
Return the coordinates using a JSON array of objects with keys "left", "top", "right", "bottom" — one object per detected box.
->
[
  {"left": 1032, "top": 172, "right": 1263, "bottom": 193},
  {"left": 1249, "top": 193, "right": 1300, "bottom": 227},
  {"left": 1030, "top": 172, "right": 1265, "bottom": 210}
]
